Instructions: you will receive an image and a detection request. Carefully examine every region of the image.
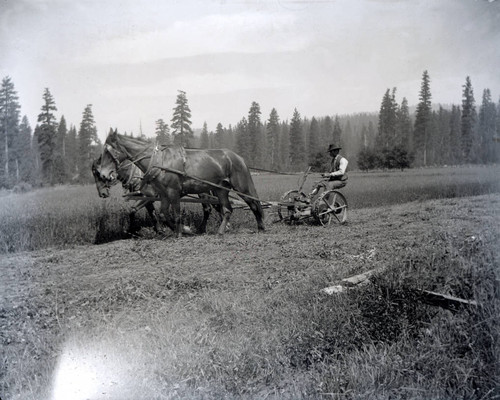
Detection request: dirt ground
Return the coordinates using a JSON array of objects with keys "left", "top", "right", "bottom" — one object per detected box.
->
[{"left": 1, "top": 193, "right": 499, "bottom": 399}]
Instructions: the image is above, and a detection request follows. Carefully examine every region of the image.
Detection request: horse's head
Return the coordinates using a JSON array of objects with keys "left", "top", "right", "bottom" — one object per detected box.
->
[
  {"left": 92, "top": 156, "right": 115, "bottom": 198},
  {"left": 97, "top": 129, "right": 126, "bottom": 183}
]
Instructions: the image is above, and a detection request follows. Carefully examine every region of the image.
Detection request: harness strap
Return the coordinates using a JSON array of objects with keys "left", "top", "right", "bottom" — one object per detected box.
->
[{"left": 144, "top": 142, "right": 158, "bottom": 178}]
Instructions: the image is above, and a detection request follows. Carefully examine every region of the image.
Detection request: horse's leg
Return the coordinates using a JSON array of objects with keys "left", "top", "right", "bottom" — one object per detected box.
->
[
  {"left": 172, "top": 199, "right": 183, "bottom": 238},
  {"left": 212, "top": 202, "right": 230, "bottom": 231},
  {"left": 163, "top": 189, "right": 183, "bottom": 238},
  {"left": 128, "top": 205, "right": 139, "bottom": 234},
  {"left": 200, "top": 203, "right": 211, "bottom": 234},
  {"left": 144, "top": 201, "right": 163, "bottom": 233},
  {"left": 214, "top": 187, "right": 233, "bottom": 235},
  {"left": 197, "top": 193, "right": 212, "bottom": 234},
  {"left": 243, "top": 197, "right": 265, "bottom": 231},
  {"left": 131, "top": 199, "right": 161, "bottom": 233},
  {"left": 158, "top": 200, "right": 177, "bottom": 233}
]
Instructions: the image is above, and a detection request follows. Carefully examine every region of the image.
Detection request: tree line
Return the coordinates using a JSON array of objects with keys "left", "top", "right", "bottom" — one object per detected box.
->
[{"left": 1, "top": 71, "right": 499, "bottom": 189}]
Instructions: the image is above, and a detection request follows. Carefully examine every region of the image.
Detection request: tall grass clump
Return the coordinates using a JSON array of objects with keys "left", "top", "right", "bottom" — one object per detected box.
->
[{"left": 0, "top": 185, "right": 135, "bottom": 253}]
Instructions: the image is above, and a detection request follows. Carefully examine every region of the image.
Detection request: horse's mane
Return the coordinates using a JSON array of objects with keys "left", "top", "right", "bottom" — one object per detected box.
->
[
  {"left": 110, "top": 133, "right": 152, "bottom": 146},
  {"left": 110, "top": 133, "right": 185, "bottom": 152}
]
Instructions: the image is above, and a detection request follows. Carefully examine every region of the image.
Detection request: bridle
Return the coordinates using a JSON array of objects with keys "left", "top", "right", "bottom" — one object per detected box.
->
[{"left": 100, "top": 139, "right": 159, "bottom": 183}]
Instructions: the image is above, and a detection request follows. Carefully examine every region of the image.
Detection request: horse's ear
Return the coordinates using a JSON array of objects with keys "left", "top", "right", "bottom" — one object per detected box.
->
[{"left": 106, "top": 128, "right": 117, "bottom": 144}]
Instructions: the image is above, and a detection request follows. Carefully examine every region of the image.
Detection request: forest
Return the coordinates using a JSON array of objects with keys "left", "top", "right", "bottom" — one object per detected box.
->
[{"left": 0, "top": 70, "right": 499, "bottom": 190}]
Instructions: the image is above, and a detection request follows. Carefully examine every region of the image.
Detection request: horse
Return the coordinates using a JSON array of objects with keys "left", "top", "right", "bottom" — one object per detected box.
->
[
  {"left": 92, "top": 157, "right": 218, "bottom": 235},
  {"left": 97, "top": 130, "right": 265, "bottom": 237}
]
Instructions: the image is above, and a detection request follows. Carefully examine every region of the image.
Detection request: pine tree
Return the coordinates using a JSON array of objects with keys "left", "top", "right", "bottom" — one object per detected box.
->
[
  {"left": 478, "top": 89, "right": 497, "bottom": 163},
  {"left": 343, "top": 120, "right": 360, "bottom": 167},
  {"left": 32, "top": 125, "right": 41, "bottom": 175},
  {"left": 208, "top": 131, "right": 215, "bottom": 149},
  {"left": 78, "top": 104, "right": 99, "bottom": 182},
  {"left": 427, "top": 110, "right": 440, "bottom": 165},
  {"left": 495, "top": 98, "right": 500, "bottom": 160},
  {"left": 171, "top": 90, "right": 193, "bottom": 147},
  {"left": 368, "top": 120, "right": 376, "bottom": 149},
  {"left": 461, "top": 76, "right": 477, "bottom": 163},
  {"left": 214, "top": 123, "right": 224, "bottom": 148},
  {"left": 199, "top": 122, "right": 210, "bottom": 149},
  {"left": 266, "top": 108, "right": 280, "bottom": 170},
  {"left": 435, "top": 106, "right": 451, "bottom": 165},
  {"left": 332, "top": 115, "right": 342, "bottom": 146},
  {"left": 376, "top": 88, "right": 398, "bottom": 151},
  {"left": 0, "top": 76, "right": 21, "bottom": 187},
  {"left": 413, "top": 70, "right": 432, "bottom": 166},
  {"left": 289, "top": 108, "right": 305, "bottom": 171},
  {"left": 235, "top": 118, "right": 250, "bottom": 161},
  {"left": 155, "top": 119, "right": 171, "bottom": 146},
  {"left": 18, "top": 116, "right": 35, "bottom": 183},
  {"left": 360, "top": 124, "right": 369, "bottom": 149},
  {"left": 247, "top": 101, "right": 263, "bottom": 166},
  {"left": 397, "top": 97, "right": 412, "bottom": 150},
  {"left": 53, "top": 116, "right": 68, "bottom": 183},
  {"left": 37, "top": 88, "right": 58, "bottom": 185},
  {"left": 449, "top": 105, "right": 462, "bottom": 165},
  {"left": 321, "top": 116, "right": 333, "bottom": 147},
  {"left": 307, "top": 117, "right": 320, "bottom": 164},
  {"left": 279, "top": 121, "right": 290, "bottom": 170},
  {"left": 66, "top": 125, "right": 78, "bottom": 179},
  {"left": 224, "top": 125, "right": 236, "bottom": 151}
]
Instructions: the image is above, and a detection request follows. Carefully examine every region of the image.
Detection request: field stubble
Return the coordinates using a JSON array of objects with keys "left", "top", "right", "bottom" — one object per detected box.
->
[{"left": 0, "top": 168, "right": 499, "bottom": 399}]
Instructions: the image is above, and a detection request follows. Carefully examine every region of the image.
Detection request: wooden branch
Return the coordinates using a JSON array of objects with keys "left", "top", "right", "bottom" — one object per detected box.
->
[{"left": 410, "top": 289, "right": 478, "bottom": 310}]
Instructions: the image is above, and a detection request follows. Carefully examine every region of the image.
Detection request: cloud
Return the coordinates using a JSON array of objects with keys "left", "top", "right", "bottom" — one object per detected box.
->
[
  {"left": 100, "top": 70, "right": 290, "bottom": 99},
  {"left": 79, "top": 11, "right": 310, "bottom": 65}
]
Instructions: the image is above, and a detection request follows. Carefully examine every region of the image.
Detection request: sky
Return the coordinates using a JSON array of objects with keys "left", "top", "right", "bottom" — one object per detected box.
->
[{"left": 1, "top": 0, "right": 499, "bottom": 142}]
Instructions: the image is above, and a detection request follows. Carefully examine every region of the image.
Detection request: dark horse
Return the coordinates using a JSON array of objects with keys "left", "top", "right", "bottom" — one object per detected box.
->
[
  {"left": 98, "top": 130, "right": 265, "bottom": 237},
  {"left": 92, "top": 156, "right": 219, "bottom": 235}
]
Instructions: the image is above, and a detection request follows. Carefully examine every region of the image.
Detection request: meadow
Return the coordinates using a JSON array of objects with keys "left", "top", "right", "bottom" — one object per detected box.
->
[
  {"left": 1, "top": 165, "right": 499, "bottom": 400},
  {"left": 0, "top": 165, "right": 499, "bottom": 253}
]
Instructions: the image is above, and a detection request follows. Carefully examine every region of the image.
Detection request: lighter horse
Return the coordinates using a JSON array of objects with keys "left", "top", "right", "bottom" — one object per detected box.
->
[
  {"left": 92, "top": 156, "right": 224, "bottom": 235},
  {"left": 92, "top": 156, "right": 163, "bottom": 234},
  {"left": 98, "top": 130, "right": 265, "bottom": 237}
]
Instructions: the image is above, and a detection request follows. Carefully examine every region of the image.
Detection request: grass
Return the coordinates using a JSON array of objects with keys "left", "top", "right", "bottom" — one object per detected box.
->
[{"left": 0, "top": 165, "right": 499, "bottom": 254}]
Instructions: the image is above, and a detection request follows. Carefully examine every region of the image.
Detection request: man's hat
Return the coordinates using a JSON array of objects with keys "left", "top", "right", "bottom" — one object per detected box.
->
[{"left": 327, "top": 144, "right": 341, "bottom": 153}]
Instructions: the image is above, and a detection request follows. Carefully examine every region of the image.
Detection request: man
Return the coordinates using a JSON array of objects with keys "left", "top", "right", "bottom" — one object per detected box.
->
[{"left": 310, "top": 144, "right": 348, "bottom": 196}]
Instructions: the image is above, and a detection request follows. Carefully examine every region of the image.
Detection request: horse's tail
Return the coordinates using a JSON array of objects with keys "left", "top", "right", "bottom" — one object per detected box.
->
[
  {"left": 224, "top": 151, "right": 258, "bottom": 197},
  {"left": 225, "top": 150, "right": 265, "bottom": 230}
]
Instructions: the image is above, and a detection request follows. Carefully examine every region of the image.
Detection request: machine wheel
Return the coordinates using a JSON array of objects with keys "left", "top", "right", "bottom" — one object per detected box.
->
[
  {"left": 312, "top": 190, "right": 347, "bottom": 225},
  {"left": 277, "top": 189, "right": 308, "bottom": 223}
]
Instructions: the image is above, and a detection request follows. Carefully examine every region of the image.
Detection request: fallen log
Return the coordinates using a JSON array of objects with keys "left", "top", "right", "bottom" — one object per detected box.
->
[
  {"left": 322, "top": 268, "right": 384, "bottom": 294},
  {"left": 322, "top": 268, "right": 478, "bottom": 311}
]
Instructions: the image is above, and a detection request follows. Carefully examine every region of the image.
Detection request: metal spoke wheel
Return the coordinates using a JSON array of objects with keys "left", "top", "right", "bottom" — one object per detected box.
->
[
  {"left": 312, "top": 190, "right": 348, "bottom": 225},
  {"left": 277, "top": 189, "right": 307, "bottom": 223}
]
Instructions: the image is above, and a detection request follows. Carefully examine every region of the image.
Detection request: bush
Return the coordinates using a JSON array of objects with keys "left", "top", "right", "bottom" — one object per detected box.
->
[
  {"left": 358, "top": 146, "right": 413, "bottom": 171},
  {"left": 12, "top": 182, "right": 33, "bottom": 193},
  {"left": 309, "top": 151, "right": 331, "bottom": 172},
  {"left": 357, "top": 148, "right": 381, "bottom": 171}
]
